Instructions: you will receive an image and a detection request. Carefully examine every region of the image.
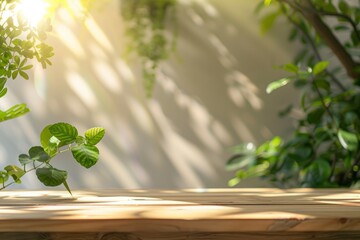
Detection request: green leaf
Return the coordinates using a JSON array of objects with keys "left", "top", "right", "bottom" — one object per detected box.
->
[
  {"left": 264, "top": 0, "right": 272, "bottom": 6},
  {"left": 49, "top": 122, "right": 78, "bottom": 145},
  {"left": 4, "top": 165, "right": 25, "bottom": 183},
  {"left": 282, "top": 63, "right": 299, "bottom": 73},
  {"left": 18, "top": 154, "right": 32, "bottom": 165},
  {"left": 36, "top": 167, "right": 67, "bottom": 187},
  {"left": 11, "top": 70, "right": 18, "bottom": 79},
  {"left": 307, "top": 108, "right": 324, "bottom": 124},
  {"left": 14, "top": 56, "right": 20, "bottom": 65},
  {"left": 344, "top": 155, "right": 352, "bottom": 169},
  {"left": 338, "top": 129, "right": 358, "bottom": 151},
  {"left": 0, "top": 88, "right": 7, "bottom": 98},
  {"left": 313, "top": 61, "right": 329, "bottom": 75},
  {"left": 0, "top": 171, "right": 9, "bottom": 184},
  {"left": 40, "top": 125, "right": 52, "bottom": 149},
  {"left": 266, "top": 78, "right": 291, "bottom": 94},
  {"left": 306, "top": 159, "right": 332, "bottom": 184},
  {"left": 71, "top": 144, "right": 99, "bottom": 168},
  {"left": 63, "top": 180, "right": 72, "bottom": 196},
  {"left": 20, "top": 58, "right": 27, "bottom": 68},
  {"left": 334, "top": 25, "right": 349, "bottom": 31},
  {"left": 76, "top": 136, "right": 86, "bottom": 145},
  {"left": 0, "top": 104, "right": 29, "bottom": 122},
  {"left": 226, "top": 153, "right": 256, "bottom": 171},
  {"left": 29, "top": 146, "right": 51, "bottom": 162},
  {"left": 314, "top": 79, "right": 330, "bottom": 92},
  {"left": 21, "top": 64, "right": 33, "bottom": 71},
  {"left": 338, "top": 0, "right": 350, "bottom": 15},
  {"left": 228, "top": 177, "right": 241, "bottom": 187},
  {"left": 85, "top": 127, "right": 105, "bottom": 145},
  {"left": 40, "top": 125, "right": 58, "bottom": 156},
  {"left": 19, "top": 71, "right": 29, "bottom": 80},
  {"left": 260, "top": 10, "right": 281, "bottom": 34},
  {"left": 0, "top": 78, "right": 6, "bottom": 90}
]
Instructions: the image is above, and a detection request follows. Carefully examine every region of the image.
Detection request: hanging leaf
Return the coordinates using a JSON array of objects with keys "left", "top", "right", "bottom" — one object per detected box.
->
[
  {"left": 85, "top": 127, "right": 105, "bottom": 145},
  {"left": 29, "top": 146, "right": 51, "bottom": 162},
  {"left": 19, "top": 70, "right": 29, "bottom": 80},
  {"left": 266, "top": 78, "right": 291, "bottom": 94},
  {"left": 282, "top": 63, "right": 299, "bottom": 73},
  {"left": 4, "top": 165, "right": 25, "bottom": 183},
  {"left": 0, "top": 88, "right": 7, "bottom": 98},
  {"left": 18, "top": 154, "right": 32, "bottom": 165},
  {"left": 63, "top": 180, "right": 72, "bottom": 196},
  {"left": 338, "top": 129, "right": 358, "bottom": 151},
  {"left": 40, "top": 125, "right": 59, "bottom": 156},
  {"left": 226, "top": 154, "right": 256, "bottom": 171},
  {"left": 313, "top": 61, "right": 329, "bottom": 75},
  {"left": 36, "top": 167, "right": 67, "bottom": 187},
  {"left": 0, "top": 103, "right": 29, "bottom": 122},
  {"left": 338, "top": 0, "right": 350, "bottom": 15},
  {"left": 0, "top": 171, "right": 9, "bottom": 184},
  {"left": 260, "top": 10, "right": 281, "bottom": 34},
  {"left": 0, "top": 78, "right": 6, "bottom": 90},
  {"left": 71, "top": 144, "right": 99, "bottom": 168},
  {"left": 305, "top": 159, "right": 332, "bottom": 185}
]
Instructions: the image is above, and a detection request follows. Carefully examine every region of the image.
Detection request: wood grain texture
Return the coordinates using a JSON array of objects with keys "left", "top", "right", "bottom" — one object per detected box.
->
[
  {"left": 0, "top": 189, "right": 360, "bottom": 233},
  {"left": 2, "top": 232, "right": 360, "bottom": 240}
]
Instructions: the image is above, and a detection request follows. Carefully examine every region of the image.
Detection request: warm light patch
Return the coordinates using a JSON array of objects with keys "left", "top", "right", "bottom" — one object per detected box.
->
[
  {"left": 66, "top": 0, "right": 85, "bottom": 17},
  {"left": 18, "top": 0, "right": 49, "bottom": 27}
]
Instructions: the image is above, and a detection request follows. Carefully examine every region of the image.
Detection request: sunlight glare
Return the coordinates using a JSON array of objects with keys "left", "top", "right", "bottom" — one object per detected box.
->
[{"left": 18, "top": 0, "right": 49, "bottom": 27}]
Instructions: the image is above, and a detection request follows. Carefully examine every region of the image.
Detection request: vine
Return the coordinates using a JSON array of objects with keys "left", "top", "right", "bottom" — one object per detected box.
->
[{"left": 121, "top": 0, "right": 177, "bottom": 97}]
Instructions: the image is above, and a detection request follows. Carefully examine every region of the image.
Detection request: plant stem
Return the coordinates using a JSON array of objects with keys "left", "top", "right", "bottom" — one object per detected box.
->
[
  {"left": 281, "top": 6, "right": 346, "bottom": 91},
  {"left": 318, "top": 11, "right": 360, "bottom": 42},
  {"left": 279, "top": 4, "right": 345, "bottom": 89},
  {"left": 0, "top": 162, "right": 46, "bottom": 191},
  {"left": 297, "top": 0, "right": 359, "bottom": 80},
  {"left": 311, "top": 76, "right": 338, "bottom": 131},
  {"left": 0, "top": 145, "right": 74, "bottom": 191}
]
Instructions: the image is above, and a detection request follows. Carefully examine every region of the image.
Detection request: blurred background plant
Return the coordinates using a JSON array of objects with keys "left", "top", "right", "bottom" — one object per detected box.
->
[
  {"left": 227, "top": 0, "right": 360, "bottom": 188},
  {"left": 121, "top": 0, "right": 177, "bottom": 97}
]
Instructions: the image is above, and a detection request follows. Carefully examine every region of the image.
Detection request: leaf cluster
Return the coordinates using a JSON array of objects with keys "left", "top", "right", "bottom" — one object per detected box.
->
[
  {"left": 0, "top": 1, "right": 106, "bottom": 194},
  {"left": 228, "top": 0, "right": 360, "bottom": 188},
  {"left": 1, "top": 123, "right": 105, "bottom": 194},
  {"left": 0, "top": 0, "right": 54, "bottom": 122},
  {"left": 121, "top": 0, "right": 177, "bottom": 97}
]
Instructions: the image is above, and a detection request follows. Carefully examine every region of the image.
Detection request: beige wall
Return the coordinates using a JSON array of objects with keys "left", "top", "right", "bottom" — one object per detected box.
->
[{"left": 0, "top": 0, "right": 299, "bottom": 189}]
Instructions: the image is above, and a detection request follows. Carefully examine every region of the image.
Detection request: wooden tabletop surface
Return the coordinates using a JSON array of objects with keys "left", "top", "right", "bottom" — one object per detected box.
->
[{"left": 0, "top": 188, "right": 360, "bottom": 232}]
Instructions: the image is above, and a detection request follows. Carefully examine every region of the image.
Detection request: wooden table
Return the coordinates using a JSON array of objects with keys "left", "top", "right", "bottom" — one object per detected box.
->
[{"left": 0, "top": 189, "right": 360, "bottom": 239}]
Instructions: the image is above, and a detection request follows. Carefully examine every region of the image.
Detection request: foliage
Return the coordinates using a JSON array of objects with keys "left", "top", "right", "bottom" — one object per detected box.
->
[
  {"left": 1, "top": 123, "right": 105, "bottom": 194},
  {"left": 0, "top": 0, "right": 105, "bottom": 194},
  {"left": 228, "top": 0, "right": 360, "bottom": 188},
  {"left": 121, "top": 0, "right": 177, "bottom": 97},
  {"left": 0, "top": 0, "right": 54, "bottom": 122}
]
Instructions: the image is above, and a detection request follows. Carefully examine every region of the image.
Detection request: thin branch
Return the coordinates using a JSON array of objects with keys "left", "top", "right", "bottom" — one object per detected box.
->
[
  {"left": 318, "top": 11, "right": 360, "bottom": 42},
  {"left": 0, "top": 162, "right": 46, "bottom": 191},
  {"left": 284, "top": 0, "right": 360, "bottom": 80},
  {"left": 280, "top": 4, "right": 346, "bottom": 91},
  {"left": 311, "top": 76, "right": 338, "bottom": 131}
]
